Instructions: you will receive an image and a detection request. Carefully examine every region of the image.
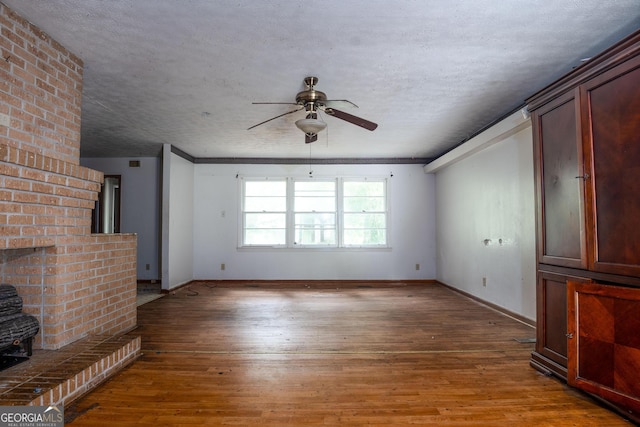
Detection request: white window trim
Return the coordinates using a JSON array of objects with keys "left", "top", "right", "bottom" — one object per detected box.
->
[
  {"left": 340, "top": 177, "right": 390, "bottom": 248},
  {"left": 292, "top": 177, "right": 338, "bottom": 248},
  {"left": 239, "top": 176, "right": 288, "bottom": 248}
]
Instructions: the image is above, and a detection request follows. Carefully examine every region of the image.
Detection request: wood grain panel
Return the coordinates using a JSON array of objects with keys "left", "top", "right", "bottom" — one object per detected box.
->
[
  {"left": 568, "top": 280, "right": 640, "bottom": 418},
  {"left": 534, "top": 90, "right": 586, "bottom": 268},
  {"left": 539, "top": 274, "right": 568, "bottom": 365},
  {"left": 615, "top": 345, "right": 640, "bottom": 397},
  {"left": 584, "top": 58, "right": 640, "bottom": 275}
]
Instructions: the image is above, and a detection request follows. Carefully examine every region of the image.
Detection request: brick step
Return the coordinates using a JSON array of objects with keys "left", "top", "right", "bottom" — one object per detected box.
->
[{"left": 0, "top": 333, "right": 140, "bottom": 406}]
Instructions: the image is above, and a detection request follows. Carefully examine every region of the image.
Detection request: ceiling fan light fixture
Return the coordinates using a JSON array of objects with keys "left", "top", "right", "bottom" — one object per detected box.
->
[{"left": 295, "top": 118, "right": 327, "bottom": 135}]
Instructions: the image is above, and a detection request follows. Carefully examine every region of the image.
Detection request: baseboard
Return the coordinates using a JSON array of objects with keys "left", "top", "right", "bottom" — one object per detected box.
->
[
  {"left": 169, "top": 279, "right": 437, "bottom": 291},
  {"left": 435, "top": 280, "right": 536, "bottom": 328}
]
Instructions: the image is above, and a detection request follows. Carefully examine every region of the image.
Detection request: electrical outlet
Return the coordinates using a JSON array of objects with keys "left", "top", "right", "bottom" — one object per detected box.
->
[
  {"left": 415, "top": 263, "right": 420, "bottom": 271},
  {"left": 0, "top": 113, "right": 9, "bottom": 127},
  {"left": 221, "top": 263, "right": 225, "bottom": 271},
  {"left": 482, "top": 277, "right": 487, "bottom": 287},
  {"left": 145, "top": 263, "right": 150, "bottom": 270}
]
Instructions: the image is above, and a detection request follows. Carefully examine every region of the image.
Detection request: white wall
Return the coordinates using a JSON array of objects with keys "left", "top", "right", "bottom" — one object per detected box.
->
[
  {"left": 80, "top": 157, "right": 161, "bottom": 281},
  {"left": 162, "top": 147, "right": 195, "bottom": 290},
  {"left": 193, "top": 163, "right": 436, "bottom": 280},
  {"left": 427, "top": 111, "right": 536, "bottom": 321}
]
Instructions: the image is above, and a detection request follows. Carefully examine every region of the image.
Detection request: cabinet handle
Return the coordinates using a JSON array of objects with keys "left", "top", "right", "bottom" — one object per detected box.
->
[
  {"left": 574, "top": 173, "right": 590, "bottom": 180},
  {"left": 565, "top": 333, "right": 574, "bottom": 339}
]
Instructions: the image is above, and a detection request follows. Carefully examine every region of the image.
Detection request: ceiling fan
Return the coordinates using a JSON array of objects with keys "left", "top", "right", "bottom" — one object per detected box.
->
[{"left": 248, "top": 76, "right": 378, "bottom": 144}]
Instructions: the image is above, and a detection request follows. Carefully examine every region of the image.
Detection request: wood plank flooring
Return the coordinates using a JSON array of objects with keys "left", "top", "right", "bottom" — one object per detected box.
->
[{"left": 65, "top": 281, "right": 632, "bottom": 426}]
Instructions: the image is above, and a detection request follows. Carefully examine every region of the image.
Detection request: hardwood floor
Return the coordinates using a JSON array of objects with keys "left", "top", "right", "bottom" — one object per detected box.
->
[{"left": 66, "top": 281, "right": 632, "bottom": 426}]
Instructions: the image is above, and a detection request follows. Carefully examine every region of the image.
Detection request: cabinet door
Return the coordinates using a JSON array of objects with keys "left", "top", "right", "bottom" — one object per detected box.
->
[
  {"left": 582, "top": 57, "right": 640, "bottom": 277},
  {"left": 533, "top": 90, "right": 587, "bottom": 268},
  {"left": 534, "top": 272, "right": 569, "bottom": 370},
  {"left": 567, "top": 280, "right": 640, "bottom": 417}
]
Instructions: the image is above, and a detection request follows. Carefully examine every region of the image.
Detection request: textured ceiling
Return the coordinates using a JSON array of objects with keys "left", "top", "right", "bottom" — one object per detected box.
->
[{"left": 2, "top": 1, "right": 639, "bottom": 161}]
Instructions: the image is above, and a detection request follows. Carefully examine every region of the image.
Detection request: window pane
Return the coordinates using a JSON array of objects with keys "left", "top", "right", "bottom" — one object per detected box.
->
[
  {"left": 344, "top": 181, "right": 384, "bottom": 197},
  {"left": 245, "top": 229, "right": 286, "bottom": 245},
  {"left": 245, "top": 181, "right": 286, "bottom": 211},
  {"left": 344, "top": 197, "right": 385, "bottom": 212},
  {"left": 245, "top": 213, "right": 286, "bottom": 228},
  {"left": 344, "top": 181, "right": 385, "bottom": 212},
  {"left": 245, "top": 181, "right": 286, "bottom": 196},
  {"left": 294, "top": 214, "right": 336, "bottom": 245},
  {"left": 344, "top": 213, "right": 386, "bottom": 229},
  {"left": 344, "top": 229, "right": 386, "bottom": 245},
  {"left": 296, "top": 197, "right": 335, "bottom": 211},
  {"left": 296, "top": 181, "right": 335, "bottom": 193},
  {"left": 245, "top": 197, "right": 286, "bottom": 211},
  {"left": 295, "top": 181, "right": 335, "bottom": 211},
  {"left": 296, "top": 229, "right": 336, "bottom": 245},
  {"left": 295, "top": 213, "right": 336, "bottom": 226}
]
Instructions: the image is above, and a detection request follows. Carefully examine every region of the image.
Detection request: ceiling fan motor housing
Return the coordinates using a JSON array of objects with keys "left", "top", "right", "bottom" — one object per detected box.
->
[
  {"left": 296, "top": 76, "right": 327, "bottom": 109},
  {"left": 296, "top": 90, "right": 327, "bottom": 108}
]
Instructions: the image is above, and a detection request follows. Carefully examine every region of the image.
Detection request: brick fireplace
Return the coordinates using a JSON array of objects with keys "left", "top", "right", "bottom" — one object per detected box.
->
[{"left": 0, "top": 3, "right": 137, "bottom": 353}]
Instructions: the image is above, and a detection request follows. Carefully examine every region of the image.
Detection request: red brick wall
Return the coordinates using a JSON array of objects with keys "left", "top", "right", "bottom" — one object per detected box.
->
[
  {"left": 0, "top": 144, "right": 102, "bottom": 249},
  {"left": 0, "top": 4, "right": 137, "bottom": 350},
  {"left": 0, "top": 3, "right": 83, "bottom": 164},
  {"left": 1, "top": 235, "right": 137, "bottom": 349}
]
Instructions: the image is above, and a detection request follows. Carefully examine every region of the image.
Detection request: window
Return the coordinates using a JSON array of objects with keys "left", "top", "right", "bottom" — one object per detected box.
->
[
  {"left": 241, "top": 177, "right": 388, "bottom": 248},
  {"left": 294, "top": 180, "right": 337, "bottom": 246},
  {"left": 242, "top": 179, "right": 287, "bottom": 245},
  {"left": 343, "top": 180, "right": 387, "bottom": 246}
]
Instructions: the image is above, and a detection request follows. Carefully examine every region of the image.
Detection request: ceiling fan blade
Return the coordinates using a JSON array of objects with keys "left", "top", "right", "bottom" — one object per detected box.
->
[
  {"left": 323, "top": 99, "right": 358, "bottom": 109},
  {"left": 305, "top": 133, "right": 318, "bottom": 144},
  {"left": 247, "top": 107, "right": 303, "bottom": 130},
  {"left": 325, "top": 108, "right": 377, "bottom": 131},
  {"left": 252, "top": 102, "right": 299, "bottom": 105}
]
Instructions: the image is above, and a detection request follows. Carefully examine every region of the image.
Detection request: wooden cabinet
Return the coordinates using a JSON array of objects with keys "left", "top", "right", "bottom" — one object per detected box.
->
[{"left": 528, "top": 29, "right": 640, "bottom": 420}]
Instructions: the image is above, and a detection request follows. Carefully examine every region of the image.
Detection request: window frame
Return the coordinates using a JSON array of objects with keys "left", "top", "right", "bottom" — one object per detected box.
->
[
  {"left": 292, "top": 178, "right": 338, "bottom": 248},
  {"left": 240, "top": 177, "right": 288, "bottom": 248},
  {"left": 340, "top": 177, "right": 389, "bottom": 248}
]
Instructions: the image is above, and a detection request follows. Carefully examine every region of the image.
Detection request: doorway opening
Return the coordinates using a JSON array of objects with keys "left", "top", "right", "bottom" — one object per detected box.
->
[{"left": 92, "top": 175, "right": 121, "bottom": 233}]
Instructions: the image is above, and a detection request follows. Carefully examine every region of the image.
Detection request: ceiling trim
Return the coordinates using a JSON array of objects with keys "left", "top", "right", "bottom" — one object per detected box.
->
[
  {"left": 424, "top": 109, "right": 531, "bottom": 174},
  {"left": 169, "top": 144, "right": 432, "bottom": 165},
  {"left": 192, "top": 157, "right": 433, "bottom": 165},
  {"left": 170, "top": 145, "right": 195, "bottom": 163}
]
